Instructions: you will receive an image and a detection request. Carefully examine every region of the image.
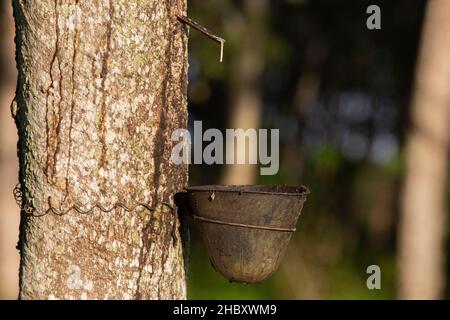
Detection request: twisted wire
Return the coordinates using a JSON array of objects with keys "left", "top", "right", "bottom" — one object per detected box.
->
[{"left": 13, "top": 183, "right": 173, "bottom": 217}]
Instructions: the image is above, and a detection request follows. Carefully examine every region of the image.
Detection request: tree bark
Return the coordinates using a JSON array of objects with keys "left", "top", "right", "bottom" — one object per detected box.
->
[
  {"left": 13, "top": 0, "right": 189, "bottom": 299},
  {"left": 397, "top": 0, "right": 450, "bottom": 299}
]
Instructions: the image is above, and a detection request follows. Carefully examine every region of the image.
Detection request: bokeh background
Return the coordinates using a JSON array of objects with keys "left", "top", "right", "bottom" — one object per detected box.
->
[{"left": 2, "top": 0, "right": 449, "bottom": 299}]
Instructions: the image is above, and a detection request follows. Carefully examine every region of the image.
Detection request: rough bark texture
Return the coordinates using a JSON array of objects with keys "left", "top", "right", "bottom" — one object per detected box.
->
[
  {"left": 13, "top": 0, "right": 189, "bottom": 299},
  {"left": 397, "top": 0, "right": 450, "bottom": 299}
]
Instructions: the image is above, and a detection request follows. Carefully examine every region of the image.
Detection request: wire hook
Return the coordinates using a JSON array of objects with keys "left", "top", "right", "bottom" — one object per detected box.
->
[{"left": 176, "top": 4, "right": 225, "bottom": 62}]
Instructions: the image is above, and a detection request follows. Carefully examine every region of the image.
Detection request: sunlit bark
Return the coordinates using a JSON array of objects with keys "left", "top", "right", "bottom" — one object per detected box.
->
[{"left": 13, "top": 0, "right": 188, "bottom": 299}]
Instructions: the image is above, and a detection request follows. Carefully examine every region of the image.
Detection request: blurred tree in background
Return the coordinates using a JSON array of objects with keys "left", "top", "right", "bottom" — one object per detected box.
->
[
  {"left": 398, "top": 0, "right": 450, "bottom": 299},
  {"left": 0, "top": 0, "right": 20, "bottom": 299}
]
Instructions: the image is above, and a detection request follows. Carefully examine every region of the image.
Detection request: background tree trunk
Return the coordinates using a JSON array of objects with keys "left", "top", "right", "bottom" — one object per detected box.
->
[
  {"left": 13, "top": 0, "right": 189, "bottom": 299},
  {"left": 221, "top": 0, "right": 267, "bottom": 185},
  {"left": 397, "top": 0, "right": 450, "bottom": 299},
  {"left": 0, "top": 1, "right": 20, "bottom": 299}
]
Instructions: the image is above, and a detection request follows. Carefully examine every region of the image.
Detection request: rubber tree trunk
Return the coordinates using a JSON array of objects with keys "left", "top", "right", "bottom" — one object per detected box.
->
[
  {"left": 13, "top": 0, "right": 188, "bottom": 299},
  {"left": 397, "top": 0, "right": 450, "bottom": 299}
]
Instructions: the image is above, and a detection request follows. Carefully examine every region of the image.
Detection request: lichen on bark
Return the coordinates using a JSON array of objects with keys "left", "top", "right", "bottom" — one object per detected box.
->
[{"left": 13, "top": 0, "right": 189, "bottom": 299}]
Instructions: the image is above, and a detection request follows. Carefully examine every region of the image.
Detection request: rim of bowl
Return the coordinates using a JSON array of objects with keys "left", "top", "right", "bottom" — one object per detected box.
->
[{"left": 185, "top": 184, "right": 310, "bottom": 196}]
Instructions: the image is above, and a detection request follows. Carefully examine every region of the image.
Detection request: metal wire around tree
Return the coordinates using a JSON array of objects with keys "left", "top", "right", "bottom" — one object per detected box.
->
[{"left": 13, "top": 183, "right": 173, "bottom": 217}]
